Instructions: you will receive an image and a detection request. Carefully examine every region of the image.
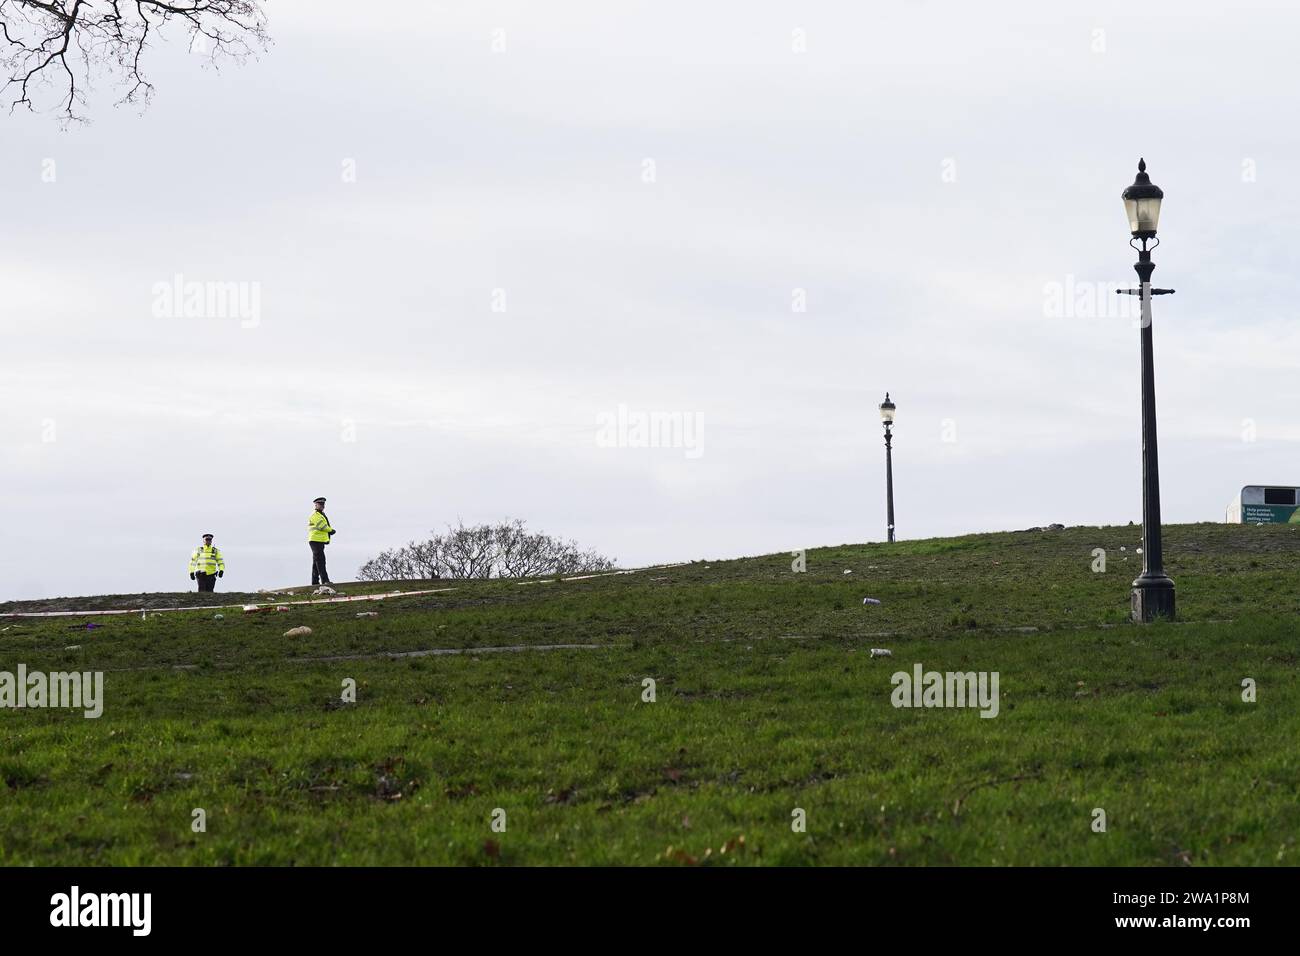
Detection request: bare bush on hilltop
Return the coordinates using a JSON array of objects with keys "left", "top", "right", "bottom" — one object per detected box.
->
[{"left": 357, "top": 519, "right": 616, "bottom": 582}]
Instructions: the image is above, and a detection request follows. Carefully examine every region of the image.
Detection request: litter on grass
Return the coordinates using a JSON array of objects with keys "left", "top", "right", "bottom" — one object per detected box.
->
[
  {"left": 870, "top": 648, "right": 893, "bottom": 657},
  {"left": 283, "top": 626, "right": 312, "bottom": 638},
  {"left": 863, "top": 597, "right": 882, "bottom": 605}
]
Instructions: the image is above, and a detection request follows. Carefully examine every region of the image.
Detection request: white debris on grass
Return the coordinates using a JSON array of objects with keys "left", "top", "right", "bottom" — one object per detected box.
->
[
  {"left": 283, "top": 626, "right": 312, "bottom": 638},
  {"left": 870, "top": 648, "right": 892, "bottom": 658}
]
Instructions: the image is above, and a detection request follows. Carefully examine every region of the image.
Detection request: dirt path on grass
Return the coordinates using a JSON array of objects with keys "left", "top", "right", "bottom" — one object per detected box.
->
[{"left": 106, "top": 641, "right": 611, "bottom": 672}]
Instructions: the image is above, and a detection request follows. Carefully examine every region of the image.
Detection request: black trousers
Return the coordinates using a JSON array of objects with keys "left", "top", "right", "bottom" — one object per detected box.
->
[
  {"left": 196, "top": 572, "right": 217, "bottom": 592},
  {"left": 310, "top": 541, "right": 330, "bottom": 585}
]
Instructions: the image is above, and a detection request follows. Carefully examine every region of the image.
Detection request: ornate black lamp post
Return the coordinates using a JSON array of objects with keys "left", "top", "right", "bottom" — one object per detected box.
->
[
  {"left": 879, "top": 393, "right": 896, "bottom": 543},
  {"left": 1118, "top": 159, "right": 1176, "bottom": 622}
]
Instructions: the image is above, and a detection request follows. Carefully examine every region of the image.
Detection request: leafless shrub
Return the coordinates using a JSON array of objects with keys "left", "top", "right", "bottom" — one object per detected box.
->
[{"left": 357, "top": 519, "right": 616, "bottom": 582}]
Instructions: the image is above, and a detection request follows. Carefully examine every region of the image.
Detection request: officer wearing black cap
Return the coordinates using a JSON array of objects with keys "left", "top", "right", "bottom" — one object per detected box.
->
[
  {"left": 188, "top": 533, "right": 225, "bottom": 592},
  {"left": 308, "top": 497, "right": 336, "bottom": 586}
]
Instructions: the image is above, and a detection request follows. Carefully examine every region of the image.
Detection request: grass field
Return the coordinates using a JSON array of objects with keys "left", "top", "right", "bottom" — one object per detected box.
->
[{"left": 1, "top": 522, "right": 1297, "bottom": 865}]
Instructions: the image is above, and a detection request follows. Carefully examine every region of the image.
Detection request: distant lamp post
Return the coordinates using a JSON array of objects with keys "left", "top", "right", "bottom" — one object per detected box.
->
[
  {"left": 1118, "top": 159, "right": 1176, "bottom": 622},
  {"left": 879, "top": 393, "right": 897, "bottom": 543}
]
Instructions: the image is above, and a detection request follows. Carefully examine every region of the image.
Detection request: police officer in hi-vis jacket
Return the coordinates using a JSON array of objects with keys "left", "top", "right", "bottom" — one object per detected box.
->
[
  {"left": 188, "top": 533, "right": 225, "bottom": 591},
  {"left": 308, "top": 497, "right": 335, "bottom": 586}
]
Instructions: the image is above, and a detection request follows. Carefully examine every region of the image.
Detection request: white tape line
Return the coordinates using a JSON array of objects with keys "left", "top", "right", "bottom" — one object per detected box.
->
[
  {"left": 1, "top": 562, "right": 692, "bottom": 619},
  {"left": 0, "top": 587, "right": 458, "bottom": 619}
]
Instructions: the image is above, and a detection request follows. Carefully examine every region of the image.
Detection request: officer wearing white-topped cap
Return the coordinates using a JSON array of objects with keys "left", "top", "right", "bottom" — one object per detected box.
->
[{"left": 308, "top": 497, "right": 335, "bottom": 586}]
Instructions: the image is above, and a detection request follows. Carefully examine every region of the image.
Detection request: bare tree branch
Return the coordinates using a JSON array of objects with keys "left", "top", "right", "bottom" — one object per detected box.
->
[{"left": 1, "top": 0, "right": 267, "bottom": 121}]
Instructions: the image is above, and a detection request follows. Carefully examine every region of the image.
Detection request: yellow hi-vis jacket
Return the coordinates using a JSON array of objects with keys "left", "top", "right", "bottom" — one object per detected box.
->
[
  {"left": 188, "top": 545, "right": 225, "bottom": 575},
  {"left": 308, "top": 511, "right": 334, "bottom": 543}
]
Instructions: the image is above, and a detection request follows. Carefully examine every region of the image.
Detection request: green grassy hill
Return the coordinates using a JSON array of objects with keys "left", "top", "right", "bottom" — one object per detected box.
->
[{"left": 2, "top": 522, "right": 1297, "bottom": 865}]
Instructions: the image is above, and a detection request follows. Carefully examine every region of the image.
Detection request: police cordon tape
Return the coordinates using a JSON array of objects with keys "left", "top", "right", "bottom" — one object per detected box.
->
[
  {"left": 0, "top": 587, "right": 458, "bottom": 619},
  {"left": 0, "top": 564, "right": 691, "bottom": 619}
]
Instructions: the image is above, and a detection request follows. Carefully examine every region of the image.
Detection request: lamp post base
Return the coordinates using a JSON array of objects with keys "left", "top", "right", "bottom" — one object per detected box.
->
[{"left": 1131, "top": 576, "right": 1175, "bottom": 623}]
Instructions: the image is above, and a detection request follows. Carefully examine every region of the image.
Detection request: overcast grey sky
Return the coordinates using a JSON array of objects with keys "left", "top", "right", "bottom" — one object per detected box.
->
[{"left": 2, "top": 0, "right": 1299, "bottom": 601}]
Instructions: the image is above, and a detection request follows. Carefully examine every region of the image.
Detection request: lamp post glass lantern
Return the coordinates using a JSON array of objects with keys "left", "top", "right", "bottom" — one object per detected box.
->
[
  {"left": 1122, "top": 158, "right": 1163, "bottom": 239},
  {"left": 1119, "top": 159, "right": 1176, "bottom": 622},
  {"left": 879, "top": 393, "right": 896, "bottom": 543}
]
